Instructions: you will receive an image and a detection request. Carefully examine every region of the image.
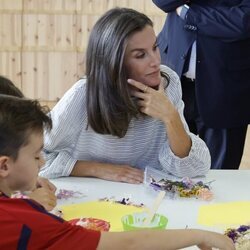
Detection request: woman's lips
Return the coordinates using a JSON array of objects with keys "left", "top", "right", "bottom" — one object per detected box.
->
[{"left": 147, "top": 70, "right": 160, "bottom": 76}]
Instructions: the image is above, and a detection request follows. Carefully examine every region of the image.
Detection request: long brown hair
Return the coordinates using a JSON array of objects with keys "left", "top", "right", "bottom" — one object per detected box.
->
[{"left": 86, "top": 8, "right": 154, "bottom": 138}]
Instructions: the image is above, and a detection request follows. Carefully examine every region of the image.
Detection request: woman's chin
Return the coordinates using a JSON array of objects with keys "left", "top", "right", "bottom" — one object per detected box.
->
[
  {"left": 147, "top": 82, "right": 161, "bottom": 89},
  {"left": 146, "top": 77, "right": 161, "bottom": 89}
]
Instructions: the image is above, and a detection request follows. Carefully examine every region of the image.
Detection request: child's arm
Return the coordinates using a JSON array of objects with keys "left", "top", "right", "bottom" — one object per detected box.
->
[
  {"left": 29, "top": 177, "right": 57, "bottom": 211},
  {"left": 36, "top": 176, "right": 56, "bottom": 192},
  {"left": 97, "top": 229, "right": 235, "bottom": 250},
  {"left": 28, "top": 187, "right": 57, "bottom": 211}
]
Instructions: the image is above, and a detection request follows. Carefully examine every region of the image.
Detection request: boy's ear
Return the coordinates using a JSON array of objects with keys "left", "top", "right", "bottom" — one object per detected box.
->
[{"left": 0, "top": 156, "right": 11, "bottom": 177}]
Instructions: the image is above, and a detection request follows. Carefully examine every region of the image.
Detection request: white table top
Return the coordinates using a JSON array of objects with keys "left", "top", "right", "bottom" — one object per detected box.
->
[{"left": 51, "top": 170, "right": 250, "bottom": 249}]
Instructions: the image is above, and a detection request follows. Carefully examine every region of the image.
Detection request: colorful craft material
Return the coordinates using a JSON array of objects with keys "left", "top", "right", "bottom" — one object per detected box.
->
[
  {"left": 56, "top": 189, "right": 84, "bottom": 200},
  {"left": 69, "top": 217, "right": 110, "bottom": 231},
  {"left": 99, "top": 197, "right": 144, "bottom": 208},
  {"left": 225, "top": 225, "right": 250, "bottom": 250},
  {"left": 150, "top": 177, "right": 213, "bottom": 200}
]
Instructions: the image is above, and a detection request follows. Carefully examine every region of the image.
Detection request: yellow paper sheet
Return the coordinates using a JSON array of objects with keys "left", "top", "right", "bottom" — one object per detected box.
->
[
  {"left": 60, "top": 201, "right": 144, "bottom": 232},
  {"left": 198, "top": 201, "right": 250, "bottom": 228}
]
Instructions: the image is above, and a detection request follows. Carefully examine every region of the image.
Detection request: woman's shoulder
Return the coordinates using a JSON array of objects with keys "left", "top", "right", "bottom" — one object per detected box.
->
[
  {"left": 72, "top": 77, "right": 87, "bottom": 91},
  {"left": 52, "top": 77, "right": 87, "bottom": 114},
  {"left": 61, "top": 77, "right": 87, "bottom": 101},
  {"left": 160, "top": 64, "right": 180, "bottom": 85},
  {"left": 160, "top": 64, "right": 182, "bottom": 105}
]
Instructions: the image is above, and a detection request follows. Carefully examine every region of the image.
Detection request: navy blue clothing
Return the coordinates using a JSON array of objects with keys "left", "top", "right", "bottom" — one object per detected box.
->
[
  {"left": 153, "top": 0, "right": 250, "bottom": 169},
  {"left": 154, "top": 0, "right": 250, "bottom": 128},
  {"left": 181, "top": 76, "right": 247, "bottom": 169}
]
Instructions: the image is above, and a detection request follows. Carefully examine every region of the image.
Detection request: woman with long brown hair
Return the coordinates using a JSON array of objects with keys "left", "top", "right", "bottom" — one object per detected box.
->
[{"left": 42, "top": 8, "right": 210, "bottom": 183}]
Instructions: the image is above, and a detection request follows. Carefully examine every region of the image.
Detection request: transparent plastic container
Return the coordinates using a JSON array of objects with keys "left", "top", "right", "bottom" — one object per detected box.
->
[
  {"left": 143, "top": 167, "right": 173, "bottom": 198},
  {"left": 144, "top": 167, "right": 172, "bottom": 185},
  {"left": 144, "top": 167, "right": 213, "bottom": 201},
  {"left": 121, "top": 212, "right": 168, "bottom": 231}
]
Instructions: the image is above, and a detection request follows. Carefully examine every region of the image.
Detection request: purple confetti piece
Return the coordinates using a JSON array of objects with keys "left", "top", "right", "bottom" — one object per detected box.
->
[{"left": 56, "top": 189, "right": 84, "bottom": 200}]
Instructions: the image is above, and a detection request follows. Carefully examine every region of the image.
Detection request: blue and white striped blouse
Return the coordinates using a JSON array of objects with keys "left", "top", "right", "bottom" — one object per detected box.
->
[{"left": 41, "top": 65, "right": 210, "bottom": 179}]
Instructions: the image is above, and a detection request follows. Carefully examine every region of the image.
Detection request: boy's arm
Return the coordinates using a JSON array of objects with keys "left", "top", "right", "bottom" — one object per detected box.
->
[
  {"left": 36, "top": 176, "right": 56, "bottom": 192},
  {"left": 98, "top": 229, "right": 235, "bottom": 250},
  {"left": 0, "top": 199, "right": 234, "bottom": 250},
  {"left": 27, "top": 187, "right": 57, "bottom": 211}
]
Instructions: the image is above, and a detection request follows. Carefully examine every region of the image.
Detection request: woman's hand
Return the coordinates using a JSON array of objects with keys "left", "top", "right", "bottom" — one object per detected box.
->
[
  {"left": 71, "top": 161, "right": 144, "bottom": 184},
  {"left": 128, "top": 78, "right": 192, "bottom": 158},
  {"left": 128, "top": 78, "right": 177, "bottom": 124},
  {"left": 28, "top": 187, "right": 57, "bottom": 211},
  {"left": 94, "top": 164, "right": 144, "bottom": 184}
]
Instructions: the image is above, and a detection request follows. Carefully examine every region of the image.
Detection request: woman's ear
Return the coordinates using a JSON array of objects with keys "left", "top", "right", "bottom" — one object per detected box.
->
[{"left": 0, "top": 156, "right": 11, "bottom": 177}]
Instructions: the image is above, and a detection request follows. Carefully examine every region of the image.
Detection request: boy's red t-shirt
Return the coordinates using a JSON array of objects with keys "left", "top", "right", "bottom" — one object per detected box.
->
[{"left": 0, "top": 194, "right": 101, "bottom": 249}]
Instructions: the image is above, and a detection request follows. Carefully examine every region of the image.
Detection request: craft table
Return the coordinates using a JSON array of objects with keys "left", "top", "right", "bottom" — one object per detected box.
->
[{"left": 51, "top": 170, "right": 250, "bottom": 250}]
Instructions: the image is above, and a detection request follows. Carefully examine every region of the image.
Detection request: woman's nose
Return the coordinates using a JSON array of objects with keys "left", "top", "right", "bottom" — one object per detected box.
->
[{"left": 150, "top": 52, "right": 160, "bottom": 67}]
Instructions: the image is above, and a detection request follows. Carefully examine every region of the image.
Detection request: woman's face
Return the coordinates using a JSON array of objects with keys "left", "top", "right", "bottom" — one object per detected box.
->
[{"left": 124, "top": 25, "right": 161, "bottom": 88}]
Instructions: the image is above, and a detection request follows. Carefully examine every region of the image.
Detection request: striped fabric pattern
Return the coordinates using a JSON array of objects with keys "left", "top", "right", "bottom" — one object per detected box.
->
[{"left": 41, "top": 65, "right": 210, "bottom": 179}]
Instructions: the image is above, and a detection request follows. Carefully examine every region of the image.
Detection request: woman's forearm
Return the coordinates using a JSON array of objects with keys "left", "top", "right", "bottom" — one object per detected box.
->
[
  {"left": 70, "top": 161, "right": 101, "bottom": 177},
  {"left": 163, "top": 110, "right": 192, "bottom": 158},
  {"left": 70, "top": 161, "right": 144, "bottom": 183}
]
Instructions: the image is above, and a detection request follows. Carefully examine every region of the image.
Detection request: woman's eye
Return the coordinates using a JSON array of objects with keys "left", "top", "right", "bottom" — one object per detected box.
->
[
  {"left": 35, "top": 157, "right": 40, "bottom": 160},
  {"left": 153, "top": 44, "right": 159, "bottom": 50},
  {"left": 136, "top": 53, "right": 145, "bottom": 59}
]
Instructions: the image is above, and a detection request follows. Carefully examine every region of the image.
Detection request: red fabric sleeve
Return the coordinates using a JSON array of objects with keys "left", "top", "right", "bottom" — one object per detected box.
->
[{"left": 0, "top": 197, "right": 101, "bottom": 250}]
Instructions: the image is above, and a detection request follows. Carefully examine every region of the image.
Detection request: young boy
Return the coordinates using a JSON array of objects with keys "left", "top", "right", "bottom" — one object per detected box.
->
[
  {"left": 0, "top": 95, "right": 235, "bottom": 249},
  {"left": 0, "top": 75, "right": 56, "bottom": 211}
]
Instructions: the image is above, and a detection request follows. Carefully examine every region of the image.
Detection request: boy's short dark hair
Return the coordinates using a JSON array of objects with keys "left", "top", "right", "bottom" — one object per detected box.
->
[
  {"left": 0, "top": 95, "right": 52, "bottom": 160},
  {"left": 0, "top": 76, "right": 24, "bottom": 97}
]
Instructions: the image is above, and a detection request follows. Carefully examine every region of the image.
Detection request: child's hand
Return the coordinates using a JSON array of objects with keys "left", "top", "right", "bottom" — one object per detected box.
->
[
  {"left": 197, "top": 230, "right": 235, "bottom": 250},
  {"left": 28, "top": 187, "right": 57, "bottom": 211},
  {"left": 36, "top": 176, "right": 56, "bottom": 193}
]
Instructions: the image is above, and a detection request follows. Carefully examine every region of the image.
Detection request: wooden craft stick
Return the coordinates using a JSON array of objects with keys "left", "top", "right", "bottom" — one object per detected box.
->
[{"left": 143, "top": 190, "right": 166, "bottom": 225}]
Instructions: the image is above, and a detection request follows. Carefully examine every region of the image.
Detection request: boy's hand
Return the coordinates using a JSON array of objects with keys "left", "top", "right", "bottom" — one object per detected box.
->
[
  {"left": 36, "top": 176, "right": 56, "bottom": 193},
  {"left": 197, "top": 230, "right": 235, "bottom": 250},
  {"left": 28, "top": 187, "right": 57, "bottom": 211}
]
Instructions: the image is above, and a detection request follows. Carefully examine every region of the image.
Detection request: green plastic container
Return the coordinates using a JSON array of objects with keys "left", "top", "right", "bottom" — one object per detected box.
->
[{"left": 121, "top": 212, "right": 168, "bottom": 231}]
